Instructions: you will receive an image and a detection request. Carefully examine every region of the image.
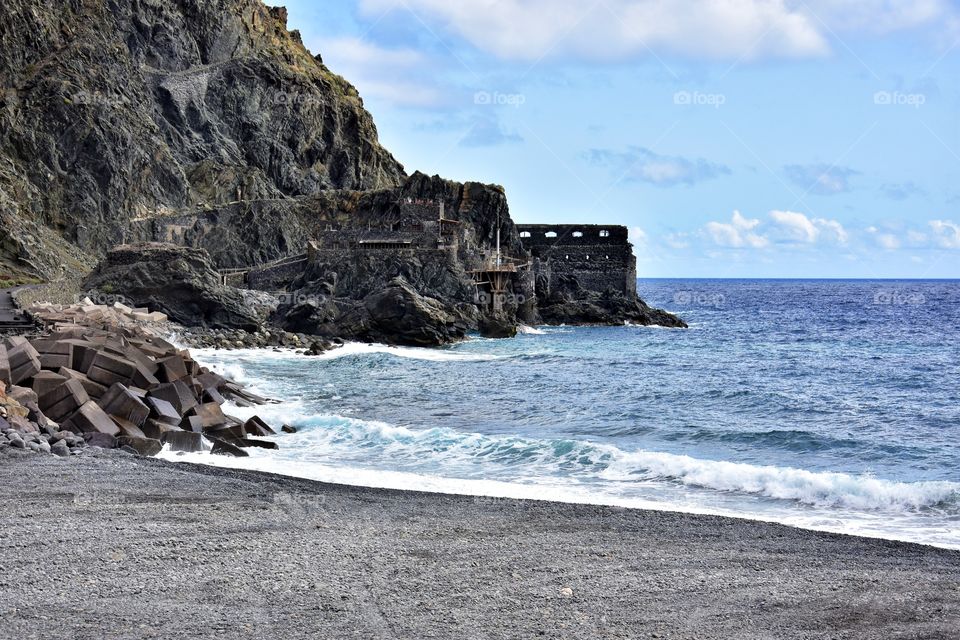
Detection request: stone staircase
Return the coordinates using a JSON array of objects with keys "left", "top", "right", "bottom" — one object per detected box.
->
[{"left": 0, "top": 288, "right": 36, "bottom": 333}]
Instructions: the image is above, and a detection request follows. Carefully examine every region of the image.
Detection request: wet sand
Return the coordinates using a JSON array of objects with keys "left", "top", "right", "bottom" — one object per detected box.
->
[{"left": 1, "top": 450, "right": 958, "bottom": 639}]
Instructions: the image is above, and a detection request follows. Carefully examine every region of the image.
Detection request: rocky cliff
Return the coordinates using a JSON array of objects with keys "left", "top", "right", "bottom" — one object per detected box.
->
[
  {"left": 0, "top": 0, "right": 404, "bottom": 279},
  {"left": 1, "top": 0, "right": 684, "bottom": 339}
]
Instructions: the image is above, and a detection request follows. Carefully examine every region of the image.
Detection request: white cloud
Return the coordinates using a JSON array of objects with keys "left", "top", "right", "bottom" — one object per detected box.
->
[
  {"left": 769, "top": 210, "right": 848, "bottom": 244},
  {"left": 360, "top": 0, "right": 956, "bottom": 62},
  {"left": 584, "top": 147, "right": 730, "bottom": 187},
  {"left": 877, "top": 234, "right": 901, "bottom": 250},
  {"left": 930, "top": 220, "right": 960, "bottom": 248},
  {"left": 629, "top": 226, "right": 649, "bottom": 246},
  {"left": 705, "top": 211, "right": 769, "bottom": 248},
  {"left": 315, "top": 37, "right": 445, "bottom": 107}
]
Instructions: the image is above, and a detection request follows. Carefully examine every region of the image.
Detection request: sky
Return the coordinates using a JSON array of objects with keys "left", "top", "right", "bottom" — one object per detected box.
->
[{"left": 280, "top": 0, "right": 960, "bottom": 278}]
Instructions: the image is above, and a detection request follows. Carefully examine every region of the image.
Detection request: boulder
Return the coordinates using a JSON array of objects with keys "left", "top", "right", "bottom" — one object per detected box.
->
[
  {"left": 479, "top": 315, "right": 519, "bottom": 339},
  {"left": 82, "top": 244, "right": 262, "bottom": 331},
  {"left": 50, "top": 440, "right": 70, "bottom": 457},
  {"left": 362, "top": 277, "right": 467, "bottom": 347}
]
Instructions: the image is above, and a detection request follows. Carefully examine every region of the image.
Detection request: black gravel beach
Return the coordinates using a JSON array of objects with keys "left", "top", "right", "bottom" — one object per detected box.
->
[{"left": 1, "top": 450, "right": 958, "bottom": 640}]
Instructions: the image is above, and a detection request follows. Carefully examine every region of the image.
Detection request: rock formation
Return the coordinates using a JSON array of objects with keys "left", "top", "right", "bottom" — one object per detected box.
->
[
  {"left": 82, "top": 243, "right": 264, "bottom": 331},
  {"left": 0, "top": 0, "right": 404, "bottom": 280},
  {"left": 0, "top": 0, "right": 684, "bottom": 339}
]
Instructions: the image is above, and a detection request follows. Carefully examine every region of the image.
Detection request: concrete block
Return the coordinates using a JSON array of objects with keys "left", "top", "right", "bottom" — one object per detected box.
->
[
  {"left": 67, "top": 401, "right": 120, "bottom": 436},
  {"left": 31, "top": 371, "right": 67, "bottom": 398},
  {"left": 38, "top": 379, "right": 91, "bottom": 423},
  {"left": 210, "top": 438, "right": 249, "bottom": 457},
  {"left": 0, "top": 345, "right": 9, "bottom": 386},
  {"left": 190, "top": 402, "right": 227, "bottom": 429},
  {"left": 162, "top": 430, "right": 206, "bottom": 453},
  {"left": 83, "top": 432, "right": 117, "bottom": 448},
  {"left": 115, "top": 436, "right": 162, "bottom": 457},
  {"left": 157, "top": 355, "right": 188, "bottom": 383},
  {"left": 99, "top": 383, "right": 150, "bottom": 426},
  {"left": 109, "top": 415, "right": 147, "bottom": 439},
  {"left": 179, "top": 415, "right": 204, "bottom": 433},
  {"left": 8, "top": 342, "right": 41, "bottom": 386},
  {"left": 141, "top": 419, "right": 179, "bottom": 441},
  {"left": 86, "top": 351, "right": 137, "bottom": 387},
  {"left": 243, "top": 415, "right": 276, "bottom": 436},
  {"left": 57, "top": 367, "right": 108, "bottom": 399},
  {"left": 148, "top": 380, "right": 198, "bottom": 415},
  {"left": 145, "top": 396, "right": 181, "bottom": 425}
]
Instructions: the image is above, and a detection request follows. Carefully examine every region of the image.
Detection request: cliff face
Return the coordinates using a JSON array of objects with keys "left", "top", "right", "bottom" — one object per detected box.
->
[{"left": 0, "top": 0, "right": 405, "bottom": 279}]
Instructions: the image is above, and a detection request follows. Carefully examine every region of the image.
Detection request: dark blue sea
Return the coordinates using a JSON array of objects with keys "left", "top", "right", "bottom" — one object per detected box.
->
[{"left": 164, "top": 280, "right": 960, "bottom": 548}]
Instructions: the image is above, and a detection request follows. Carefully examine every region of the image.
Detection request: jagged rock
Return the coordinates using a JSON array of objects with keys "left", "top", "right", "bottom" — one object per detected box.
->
[
  {"left": 479, "top": 315, "right": 519, "bottom": 339},
  {"left": 82, "top": 244, "right": 261, "bottom": 330},
  {"left": 362, "top": 278, "right": 467, "bottom": 347},
  {"left": 0, "top": 0, "right": 404, "bottom": 279},
  {"left": 539, "top": 287, "right": 688, "bottom": 328}
]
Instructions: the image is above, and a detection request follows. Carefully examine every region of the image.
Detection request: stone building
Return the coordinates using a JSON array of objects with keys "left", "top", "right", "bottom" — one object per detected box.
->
[{"left": 517, "top": 224, "right": 637, "bottom": 300}]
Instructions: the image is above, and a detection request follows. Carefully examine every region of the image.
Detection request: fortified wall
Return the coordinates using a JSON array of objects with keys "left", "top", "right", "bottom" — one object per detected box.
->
[{"left": 517, "top": 224, "right": 637, "bottom": 299}]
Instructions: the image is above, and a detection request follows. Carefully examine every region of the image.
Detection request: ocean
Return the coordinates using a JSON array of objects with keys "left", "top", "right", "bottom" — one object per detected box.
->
[{"left": 161, "top": 279, "right": 960, "bottom": 549}]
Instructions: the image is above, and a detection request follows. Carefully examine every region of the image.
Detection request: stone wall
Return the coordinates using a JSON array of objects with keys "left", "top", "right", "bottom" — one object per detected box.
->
[{"left": 517, "top": 224, "right": 637, "bottom": 299}]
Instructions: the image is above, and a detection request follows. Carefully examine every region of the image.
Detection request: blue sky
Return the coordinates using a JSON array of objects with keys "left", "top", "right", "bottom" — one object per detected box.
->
[{"left": 280, "top": 0, "right": 960, "bottom": 278}]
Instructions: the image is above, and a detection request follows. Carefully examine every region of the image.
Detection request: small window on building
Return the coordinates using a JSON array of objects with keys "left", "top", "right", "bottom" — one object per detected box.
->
[
  {"left": 565, "top": 255, "right": 569, "bottom": 260},
  {"left": 573, "top": 231, "right": 584, "bottom": 238},
  {"left": 520, "top": 231, "right": 531, "bottom": 238},
  {"left": 545, "top": 231, "right": 558, "bottom": 238},
  {"left": 605, "top": 255, "right": 609, "bottom": 260},
  {"left": 599, "top": 230, "right": 610, "bottom": 237},
  {"left": 585, "top": 255, "right": 590, "bottom": 260}
]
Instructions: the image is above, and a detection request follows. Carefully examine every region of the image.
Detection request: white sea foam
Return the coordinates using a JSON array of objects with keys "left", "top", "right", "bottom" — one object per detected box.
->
[
  {"left": 518, "top": 325, "right": 546, "bottom": 335},
  {"left": 162, "top": 402, "right": 960, "bottom": 524},
  {"left": 312, "top": 342, "right": 504, "bottom": 362}
]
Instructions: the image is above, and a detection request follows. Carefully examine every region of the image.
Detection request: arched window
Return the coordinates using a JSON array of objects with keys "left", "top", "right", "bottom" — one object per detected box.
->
[
  {"left": 545, "top": 231, "right": 558, "bottom": 238},
  {"left": 520, "top": 231, "right": 531, "bottom": 238},
  {"left": 599, "top": 230, "right": 610, "bottom": 237},
  {"left": 572, "top": 231, "right": 584, "bottom": 238}
]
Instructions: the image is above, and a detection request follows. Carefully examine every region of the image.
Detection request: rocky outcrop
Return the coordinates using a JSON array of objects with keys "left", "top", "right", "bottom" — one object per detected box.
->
[
  {"left": 282, "top": 277, "right": 467, "bottom": 347},
  {"left": 0, "top": 0, "right": 405, "bottom": 280},
  {"left": 538, "top": 284, "right": 688, "bottom": 328},
  {"left": 82, "top": 243, "right": 263, "bottom": 331}
]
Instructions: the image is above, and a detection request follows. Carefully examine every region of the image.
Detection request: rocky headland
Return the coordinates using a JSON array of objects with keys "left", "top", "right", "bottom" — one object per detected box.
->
[{"left": 0, "top": 0, "right": 684, "bottom": 345}]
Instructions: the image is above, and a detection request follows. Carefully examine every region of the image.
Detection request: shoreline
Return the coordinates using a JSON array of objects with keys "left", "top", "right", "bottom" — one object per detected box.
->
[
  {"left": 181, "top": 339, "right": 960, "bottom": 552},
  {"left": 2, "top": 451, "right": 958, "bottom": 639},
  {"left": 158, "top": 450, "right": 960, "bottom": 553}
]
